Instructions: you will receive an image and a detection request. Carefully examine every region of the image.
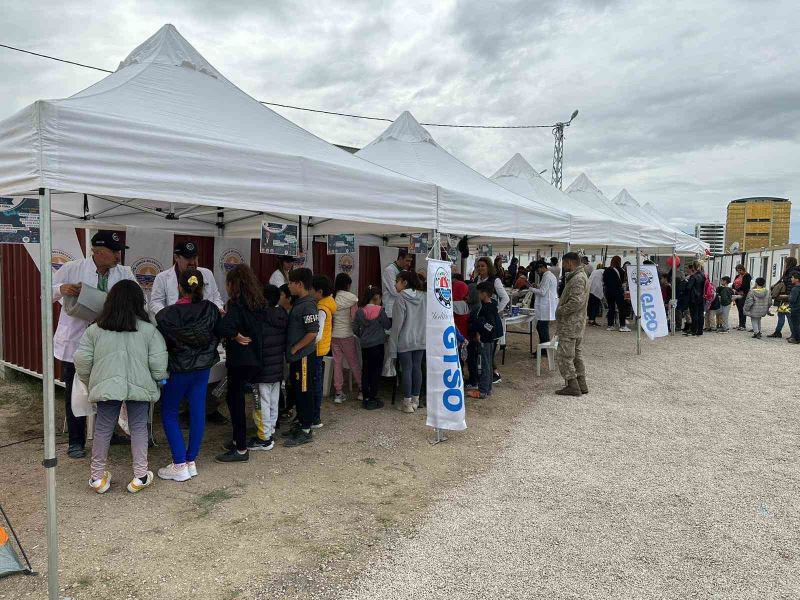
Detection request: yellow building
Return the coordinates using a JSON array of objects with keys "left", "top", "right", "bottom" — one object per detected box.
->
[{"left": 724, "top": 197, "right": 791, "bottom": 251}]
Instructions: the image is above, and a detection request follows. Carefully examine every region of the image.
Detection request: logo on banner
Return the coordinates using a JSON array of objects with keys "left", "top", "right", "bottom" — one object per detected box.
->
[
  {"left": 338, "top": 254, "right": 354, "bottom": 274},
  {"left": 51, "top": 249, "right": 76, "bottom": 271},
  {"left": 433, "top": 267, "right": 452, "bottom": 309},
  {"left": 636, "top": 269, "right": 654, "bottom": 287},
  {"left": 219, "top": 248, "right": 245, "bottom": 273},
  {"left": 132, "top": 257, "right": 164, "bottom": 290}
]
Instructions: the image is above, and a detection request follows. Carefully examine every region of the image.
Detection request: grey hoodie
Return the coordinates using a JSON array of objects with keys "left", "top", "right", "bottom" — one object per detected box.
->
[
  {"left": 388, "top": 289, "right": 427, "bottom": 356},
  {"left": 743, "top": 287, "right": 770, "bottom": 318}
]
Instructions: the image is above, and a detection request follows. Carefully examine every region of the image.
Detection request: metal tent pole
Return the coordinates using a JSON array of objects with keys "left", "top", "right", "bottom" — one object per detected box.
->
[
  {"left": 39, "top": 188, "right": 59, "bottom": 600},
  {"left": 671, "top": 248, "right": 677, "bottom": 335},
  {"left": 635, "top": 247, "right": 642, "bottom": 355}
]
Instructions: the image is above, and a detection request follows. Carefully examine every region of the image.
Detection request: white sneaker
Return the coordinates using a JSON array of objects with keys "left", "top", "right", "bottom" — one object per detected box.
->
[
  {"left": 89, "top": 471, "right": 111, "bottom": 494},
  {"left": 619, "top": 326, "right": 632, "bottom": 332},
  {"left": 400, "top": 398, "right": 415, "bottom": 414},
  {"left": 127, "top": 471, "right": 154, "bottom": 494},
  {"left": 606, "top": 326, "right": 616, "bottom": 331},
  {"left": 187, "top": 462, "right": 198, "bottom": 477},
  {"left": 411, "top": 396, "right": 420, "bottom": 410},
  {"left": 157, "top": 463, "right": 191, "bottom": 482},
  {"left": 357, "top": 391, "right": 364, "bottom": 401},
  {"left": 333, "top": 393, "right": 346, "bottom": 404}
]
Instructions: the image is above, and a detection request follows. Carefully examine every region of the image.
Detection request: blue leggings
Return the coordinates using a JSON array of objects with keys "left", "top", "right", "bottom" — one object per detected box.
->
[{"left": 161, "top": 369, "right": 210, "bottom": 464}]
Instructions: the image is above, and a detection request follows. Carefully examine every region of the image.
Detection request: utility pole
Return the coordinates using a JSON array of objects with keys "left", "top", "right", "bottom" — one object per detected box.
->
[{"left": 551, "top": 110, "right": 579, "bottom": 190}]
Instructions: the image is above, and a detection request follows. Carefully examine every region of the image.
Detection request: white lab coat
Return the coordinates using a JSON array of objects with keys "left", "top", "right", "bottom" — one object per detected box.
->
[
  {"left": 268, "top": 269, "right": 287, "bottom": 287},
  {"left": 149, "top": 265, "right": 223, "bottom": 316},
  {"left": 52, "top": 258, "right": 138, "bottom": 363},
  {"left": 531, "top": 270, "right": 558, "bottom": 321},
  {"left": 589, "top": 268, "right": 605, "bottom": 300},
  {"left": 382, "top": 261, "right": 402, "bottom": 318}
]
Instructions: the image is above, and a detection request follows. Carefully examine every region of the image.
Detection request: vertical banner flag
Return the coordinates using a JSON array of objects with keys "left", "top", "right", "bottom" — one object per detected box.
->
[
  {"left": 426, "top": 259, "right": 467, "bottom": 431},
  {"left": 627, "top": 264, "right": 668, "bottom": 340},
  {"left": 214, "top": 238, "right": 251, "bottom": 302},
  {"left": 126, "top": 229, "right": 174, "bottom": 303},
  {"left": 24, "top": 223, "right": 85, "bottom": 273}
]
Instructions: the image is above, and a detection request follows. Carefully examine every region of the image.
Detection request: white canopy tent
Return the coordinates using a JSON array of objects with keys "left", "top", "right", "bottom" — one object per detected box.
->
[
  {"left": 611, "top": 189, "right": 707, "bottom": 255},
  {"left": 355, "top": 112, "right": 572, "bottom": 243},
  {"left": 490, "top": 153, "right": 641, "bottom": 248}
]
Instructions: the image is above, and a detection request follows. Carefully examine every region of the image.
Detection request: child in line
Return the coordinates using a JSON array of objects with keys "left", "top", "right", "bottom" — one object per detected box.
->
[
  {"left": 331, "top": 273, "right": 362, "bottom": 404},
  {"left": 156, "top": 269, "right": 221, "bottom": 482},
  {"left": 248, "top": 284, "right": 288, "bottom": 451},
  {"left": 352, "top": 286, "right": 391, "bottom": 410},
  {"left": 715, "top": 276, "right": 733, "bottom": 333},
  {"left": 389, "top": 270, "right": 426, "bottom": 414},
  {"left": 788, "top": 272, "right": 800, "bottom": 344},
  {"left": 278, "top": 283, "right": 294, "bottom": 422},
  {"left": 467, "top": 282, "right": 501, "bottom": 400},
  {"left": 312, "top": 276, "right": 337, "bottom": 428},
  {"left": 283, "top": 268, "right": 320, "bottom": 447},
  {"left": 743, "top": 277, "right": 770, "bottom": 339},
  {"left": 74, "top": 280, "right": 168, "bottom": 494}
]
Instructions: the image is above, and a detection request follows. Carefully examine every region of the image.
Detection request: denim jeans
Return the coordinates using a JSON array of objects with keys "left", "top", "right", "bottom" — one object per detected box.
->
[
  {"left": 398, "top": 350, "right": 424, "bottom": 398},
  {"left": 478, "top": 342, "right": 494, "bottom": 396}
]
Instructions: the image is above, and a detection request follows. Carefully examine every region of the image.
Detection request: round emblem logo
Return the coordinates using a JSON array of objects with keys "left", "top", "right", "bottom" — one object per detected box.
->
[
  {"left": 186, "top": 242, "right": 195, "bottom": 251},
  {"left": 433, "top": 266, "right": 452, "bottom": 309},
  {"left": 132, "top": 257, "right": 164, "bottom": 290},
  {"left": 51, "top": 249, "right": 76, "bottom": 272},
  {"left": 111, "top": 232, "right": 120, "bottom": 242},
  {"left": 219, "top": 248, "right": 245, "bottom": 273},
  {"left": 637, "top": 270, "right": 653, "bottom": 287},
  {"left": 338, "top": 254, "right": 354, "bottom": 274}
]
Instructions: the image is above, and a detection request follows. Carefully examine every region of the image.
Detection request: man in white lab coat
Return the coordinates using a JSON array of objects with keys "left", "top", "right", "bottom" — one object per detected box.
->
[
  {"left": 52, "top": 231, "right": 138, "bottom": 458},
  {"left": 149, "top": 241, "right": 223, "bottom": 317},
  {"left": 381, "top": 248, "right": 413, "bottom": 319},
  {"left": 531, "top": 259, "right": 559, "bottom": 357}
]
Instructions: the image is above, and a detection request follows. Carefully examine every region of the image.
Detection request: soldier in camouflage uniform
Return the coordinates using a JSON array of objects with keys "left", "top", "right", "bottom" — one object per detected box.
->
[{"left": 555, "top": 252, "right": 589, "bottom": 396}]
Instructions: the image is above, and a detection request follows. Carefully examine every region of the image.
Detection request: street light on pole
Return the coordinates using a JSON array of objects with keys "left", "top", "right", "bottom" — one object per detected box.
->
[{"left": 551, "top": 109, "right": 579, "bottom": 190}]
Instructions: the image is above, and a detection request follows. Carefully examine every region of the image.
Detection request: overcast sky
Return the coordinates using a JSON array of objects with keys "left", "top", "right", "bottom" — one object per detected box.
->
[{"left": 2, "top": 0, "right": 799, "bottom": 242}]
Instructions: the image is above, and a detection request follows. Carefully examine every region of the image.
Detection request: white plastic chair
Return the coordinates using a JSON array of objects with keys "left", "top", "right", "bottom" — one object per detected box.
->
[{"left": 536, "top": 335, "right": 559, "bottom": 376}]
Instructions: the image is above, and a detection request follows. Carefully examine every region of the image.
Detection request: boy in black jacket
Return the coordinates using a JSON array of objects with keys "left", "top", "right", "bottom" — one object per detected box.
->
[
  {"left": 467, "top": 282, "right": 501, "bottom": 399},
  {"left": 248, "top": 284, "right": 288, "bottom": 451},
  {"left": 283, "top": 268, "right": 319, "bottom": 447}
]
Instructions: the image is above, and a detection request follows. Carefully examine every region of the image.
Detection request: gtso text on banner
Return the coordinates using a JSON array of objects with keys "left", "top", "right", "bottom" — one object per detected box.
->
[
  {"left": 627, "top": 264, "right": 668, "bottom": 340},
  {"left": 425, "top": 259, "right": 467, "bottom": 431}
]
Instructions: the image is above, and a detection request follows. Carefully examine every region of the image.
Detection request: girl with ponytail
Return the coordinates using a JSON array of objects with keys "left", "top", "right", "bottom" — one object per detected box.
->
[{"left": 155, "top": 268, "right": 222, "bottom": 482}]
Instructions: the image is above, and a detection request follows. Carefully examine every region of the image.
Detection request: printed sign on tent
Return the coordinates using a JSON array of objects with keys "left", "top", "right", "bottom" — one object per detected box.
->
[
  {"left": 327, "top": 233, "right": 355, "bottom": 255},
  {"left": 24, "top": 223, "right": 85, "bottom": 274},
  {"left": 476, "top": 244, "right": 493, "bottom": 258},
  {"left": 335, "top": 251, "right": 359, "bottom": 292},
  {"left": 260, "top": 222, "right": 298, "bottom": 256},
  {"left": 0, "top": 197, "right": 40, "bottom": 244},
  {"left": 627, "top": 264, "right": 668, "bottom": 340},
  {"left": 126, "top": 229, "right": 174, "bottom": 303},
  {"left": 213, "top": 238, "right": 251, "bottom": 302},
  {"left": 425, "top": 259, "right": 467, "bottom": 432},
  {"left": 409, "top": 233, "right": 429, "bottom": 255},
  {"left": 445, "top": 234, "right": 460, "bottom": 264}
]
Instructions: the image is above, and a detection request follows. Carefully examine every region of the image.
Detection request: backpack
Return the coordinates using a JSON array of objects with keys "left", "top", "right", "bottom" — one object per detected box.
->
[{"left": 703, "top": 275, "right": 715, "bottom": 302}]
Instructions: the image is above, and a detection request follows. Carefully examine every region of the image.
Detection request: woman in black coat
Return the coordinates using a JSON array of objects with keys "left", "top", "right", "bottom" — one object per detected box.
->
[
  {"left": 732, "top": 264, "right": 752, "bottom": 330},
  {"left": 684, "top": 262, "right": 706, "bottom": 336},
  {"left": 603, "top": 256, "right": 629, "bottom": 331}
]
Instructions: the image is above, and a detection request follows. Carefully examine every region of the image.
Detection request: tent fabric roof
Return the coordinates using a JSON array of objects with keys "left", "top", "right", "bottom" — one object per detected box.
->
[
  {"left": 0, "top": 25, "right": 438, "bottom": 233},
  {"left": 491, "top": 153, "right": 641, "bottom": 248},
  {"left": 356, "top": 112, "right": 571, "bottom": 242}
]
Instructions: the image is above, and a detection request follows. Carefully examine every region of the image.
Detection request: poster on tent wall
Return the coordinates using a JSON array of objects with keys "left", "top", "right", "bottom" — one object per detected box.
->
[
  {"left": 409, "top": 233, "right": 429, "bottom": 255},
  {"left": 126, "top": 229, "right": 174, "bottom": 303},
  {"left": 24, "top": 223, "right": 85, "bottom": 274},
  {"left": 426, "top": 259, "right": 467, "bottom": 431},
  {"left": 445, "top": 234, "right": 460, "bottom": 265},
  {"left": 0, "top": 197, "right": 40, "bottom": 244},
  {"left": 327, "top": 234, "right": 355, "bottom": 255},
  {"left": 214, "top": 238, "right": 251, "bottom": 302},
  {"left": 335, "top": 251, "right": 359, "bottom": 292},
  {"left": 627, "top": 264, "right": 668, "bottom": 340},
  {"left": 260, "top": 222, "right": 298, "bottom": 256},
  {"left": 476, "top": 244, "right": 493, "bottom": 258}
]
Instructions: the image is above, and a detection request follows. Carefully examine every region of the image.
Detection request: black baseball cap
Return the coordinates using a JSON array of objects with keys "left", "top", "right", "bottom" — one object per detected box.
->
[
  {"left": 91, "top": 231, "right": 127, "bottom": 252},
  {"left": 174, "top": 241, "right": 199, "bottom": 258}
]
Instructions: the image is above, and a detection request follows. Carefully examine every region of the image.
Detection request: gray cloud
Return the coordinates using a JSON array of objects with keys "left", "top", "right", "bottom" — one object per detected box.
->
[{"left": 0, "top": 0, "right": 797, "bottom": 240}]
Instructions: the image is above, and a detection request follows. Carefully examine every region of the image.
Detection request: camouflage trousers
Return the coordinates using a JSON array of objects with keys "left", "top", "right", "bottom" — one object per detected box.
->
[{"left": 556, "top": 336, "right": 585, "bottom": 381}]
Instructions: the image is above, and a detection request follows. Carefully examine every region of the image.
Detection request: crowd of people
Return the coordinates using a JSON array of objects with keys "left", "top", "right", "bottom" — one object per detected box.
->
[
  {"left": 51, "top": 230, "right": 796, "bottom": 495},
  {"left": 57, "top": 237, "right": 584, "bottom": 495}
]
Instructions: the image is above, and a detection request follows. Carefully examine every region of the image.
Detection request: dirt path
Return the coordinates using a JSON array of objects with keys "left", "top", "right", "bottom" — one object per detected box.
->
[{"left": 0, "top": 336, "right": 542, "bottom": 599}]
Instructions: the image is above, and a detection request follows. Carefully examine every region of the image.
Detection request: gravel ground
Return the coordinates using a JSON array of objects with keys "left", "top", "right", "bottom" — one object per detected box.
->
[{"left": 338, "top": 316, "right": 800, "bottom": 600}]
